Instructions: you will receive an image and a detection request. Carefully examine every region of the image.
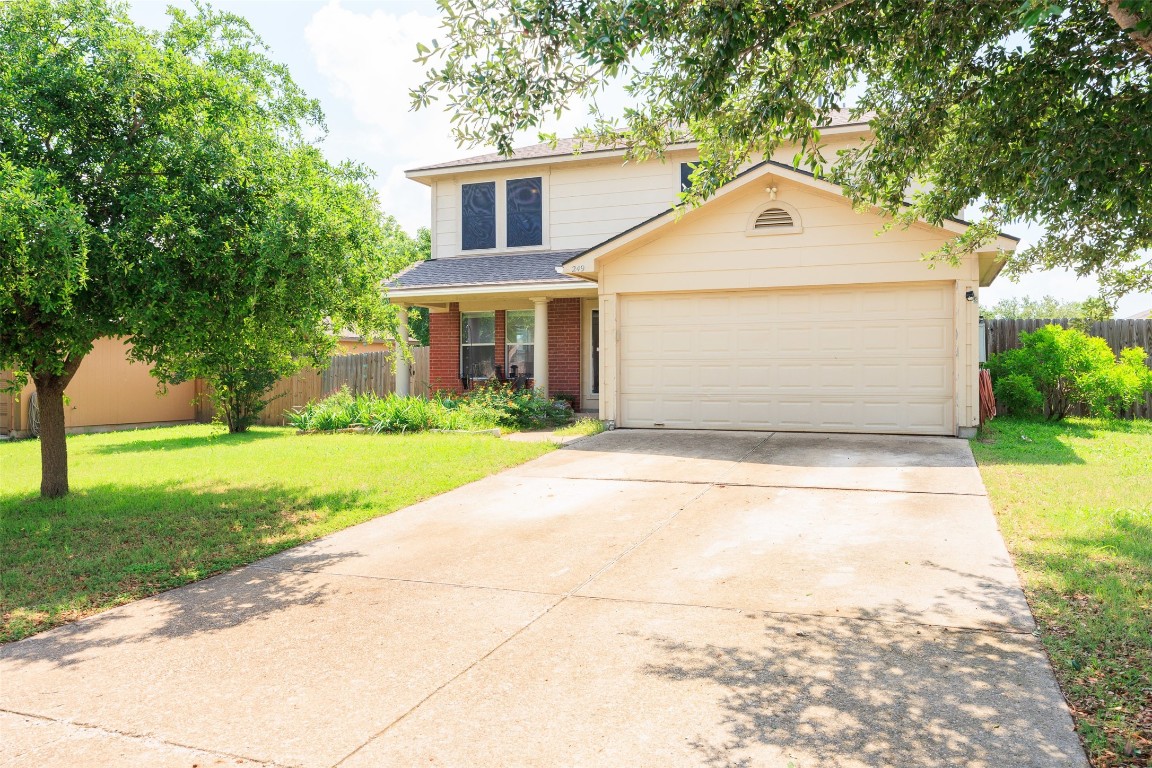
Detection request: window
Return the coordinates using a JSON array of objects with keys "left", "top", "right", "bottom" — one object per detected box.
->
[
  {"left": 460, "top": 177, "right": 543, "bottom": 251},
  {"left": 461, "top": 312, "right": 495, "bottom": 379},
  {"left": 505, "top": 310, "right": 535, "bottom": 377},
  {"left": 506, "top": 177, "right": 543, "bottom": 247},
  {"left": 461, "top": 182, "right": 496, "bottom": 250},
  {"left": 680, "top": 162, "right": 697, "bottom": 192}
]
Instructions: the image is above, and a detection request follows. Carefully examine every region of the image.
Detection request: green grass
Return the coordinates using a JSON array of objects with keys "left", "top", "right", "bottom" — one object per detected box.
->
[
  {"left": 0, "top": 424, "right": 555, "bottom": 643},
  {"left": 553, "top": 418, "right": 606, "bottom": 438},
  {"left": 971, "top": 417, "right": 1152, "bottom": 767}
]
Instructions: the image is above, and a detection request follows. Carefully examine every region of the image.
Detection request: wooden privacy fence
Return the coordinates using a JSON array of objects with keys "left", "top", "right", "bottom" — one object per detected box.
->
[
  {"left": 196, "top": 347, "right": 430, "bottom": 427},
  {"left": 983, "top": 318, "right": 1152, "bottom": 419}
]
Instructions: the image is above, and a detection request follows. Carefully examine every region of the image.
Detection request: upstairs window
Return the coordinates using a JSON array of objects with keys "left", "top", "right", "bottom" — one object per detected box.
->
[
  {"left": 680, "top": 162, "right": 697, "bottom": 192},
  {"left": 506, "top": 177, "right": 543, "bottom": 247},
  {"left": 505, "top": 310, "right": 535, "bottom": 377},
  {"left": 460, "top": 177, "right": 544, "bottom": 251},
  {"left": 461, "top": 182, "right": 496, "bottom": 250}
]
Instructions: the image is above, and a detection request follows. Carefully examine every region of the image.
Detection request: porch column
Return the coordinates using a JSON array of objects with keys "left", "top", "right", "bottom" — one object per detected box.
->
[
  {"left": 394, "top": 304, "right": 411, "bottom": 397},
  {"left": 531, "top": 297, "right": 550, "bottom": 394}
]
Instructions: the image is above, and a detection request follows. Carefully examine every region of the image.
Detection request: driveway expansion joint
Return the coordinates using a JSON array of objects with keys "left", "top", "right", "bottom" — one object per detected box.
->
[
  {"left": 527, "top": 474, "right": 988, "bottom": 497},
  {"left": 0, "top": 708, "right": 288, "bottom": 768},
  {"left": 245, "top": 562, "right": 565, "bottom": 598}
]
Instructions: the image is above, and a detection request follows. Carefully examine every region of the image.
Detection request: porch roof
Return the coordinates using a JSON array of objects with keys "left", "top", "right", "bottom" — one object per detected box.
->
[{"left": 389, "top": 250, "right": 586, "bottom": 291}]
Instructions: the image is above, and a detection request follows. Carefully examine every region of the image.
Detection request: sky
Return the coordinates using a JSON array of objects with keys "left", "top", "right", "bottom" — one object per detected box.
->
[{"left": 126, "top": 0, "right": 1150, "bottom": 318}]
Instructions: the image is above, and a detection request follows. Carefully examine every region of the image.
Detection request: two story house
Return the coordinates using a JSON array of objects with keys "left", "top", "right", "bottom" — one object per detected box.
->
[{"left": 390, "top": 116, "right": 1016, "bottom": 436}]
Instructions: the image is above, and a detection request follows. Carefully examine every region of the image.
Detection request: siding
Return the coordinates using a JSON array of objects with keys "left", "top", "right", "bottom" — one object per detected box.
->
[
  {"left": 434, "top": 180, "right": 459, "bottom": 258},
  {"left": 599, "top": 179, "right": 975, "bottom": 295},
  {"left": 430, "top": 134, "right": 871, "bottom": 259}
]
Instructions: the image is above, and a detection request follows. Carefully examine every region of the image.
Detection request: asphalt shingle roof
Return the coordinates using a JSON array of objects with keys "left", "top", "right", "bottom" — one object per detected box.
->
[
  {"left": 389, "top": 250, "right": 586, "bottom": 290},
  {"left": 407, "top": 111, "right": 871, "bottom": 173}
]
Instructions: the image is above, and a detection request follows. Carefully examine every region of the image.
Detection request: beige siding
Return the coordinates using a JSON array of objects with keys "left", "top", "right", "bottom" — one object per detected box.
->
[
  {"left": 429, "top": 132, "right": 872, "bottom": 258},
  {"left": 434, "top": 180, "right": 458, "bottom": 258},
  {"left": 548, "top": 159, "right": 677, "bottom": 249},
  {"left": 599, "top": 179, "right": 977, "bottom": 296}
]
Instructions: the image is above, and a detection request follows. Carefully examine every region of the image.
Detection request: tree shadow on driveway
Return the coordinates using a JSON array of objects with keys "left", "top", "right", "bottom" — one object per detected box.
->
[{"left": 639, "top": 609, "right": 1086, "bottom": 768}]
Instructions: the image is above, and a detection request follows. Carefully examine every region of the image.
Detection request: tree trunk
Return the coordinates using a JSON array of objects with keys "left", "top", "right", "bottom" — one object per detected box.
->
[
  {"left": 32, "top": 357, "right": 84, "bottom": 499},
  {"left": 35, "top": 381, "right": 69, "bottom": 498},
  {"left": 1104, "top": 0, "right": 1152, "bottom": 56}
]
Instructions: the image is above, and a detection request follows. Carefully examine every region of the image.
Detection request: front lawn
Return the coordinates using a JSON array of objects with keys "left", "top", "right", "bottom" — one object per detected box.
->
[
  {"left": 0, "top": 425, "right": 554, "bottom": 643},
  {"left": 971, "top": 417, "right": 1151, "bottom": 767}
]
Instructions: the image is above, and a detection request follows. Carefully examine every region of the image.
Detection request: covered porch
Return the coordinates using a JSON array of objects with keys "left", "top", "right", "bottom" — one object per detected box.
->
[{"left": 388, "top": 252, "right": 599, "bottom": 411}]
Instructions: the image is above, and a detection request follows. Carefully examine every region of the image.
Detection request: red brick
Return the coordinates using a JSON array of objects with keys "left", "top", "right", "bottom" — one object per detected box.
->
[
  {"left": 426, "top": 299, "right": 582, "bottom": 407},
  {"left": 429, "top": 302, "right": 462, "bottom": 394}
]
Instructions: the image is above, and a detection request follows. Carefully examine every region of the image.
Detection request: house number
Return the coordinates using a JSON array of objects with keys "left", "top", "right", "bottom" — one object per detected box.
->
[{"left": 569, "top": 265, "right": 587, "bottom": 272}]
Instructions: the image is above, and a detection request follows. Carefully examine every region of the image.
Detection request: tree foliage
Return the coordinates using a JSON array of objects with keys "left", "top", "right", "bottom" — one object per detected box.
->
[
  {"left": 414, "top": 0, "right": 1152, "bottom": 302},
  {"left": 0, "top": 0, "right": 397, "bottom": 494},
  {"left": 983, "top": 295, "right": 1113, "bottom": 320},
  {"left": 987, "top": 325, "right": 1152, "bottom": 418}
]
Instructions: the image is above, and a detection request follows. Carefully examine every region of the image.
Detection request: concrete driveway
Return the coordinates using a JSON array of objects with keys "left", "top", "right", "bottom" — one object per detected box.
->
[{"left": 1, "top": 430, "right": 1087, "bottom": 767}]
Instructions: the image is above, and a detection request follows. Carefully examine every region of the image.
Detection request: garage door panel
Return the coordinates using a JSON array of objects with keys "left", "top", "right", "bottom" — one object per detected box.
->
[
  {"left": 816, "top": 326, "right": 857, "bottom": 350},
  {"left": 776, "top": 327, "right": 813, "bottom": 352},
  {"left": 905, "top": 401, "right": 953, "bottom": 431},
  {"left": 907, "top": 325, "right": 950, "bottom": 351},
  {"left": 619, "top": 285, "right": 955, "bottom": 435},
  {"left": 907, "top": 363, "right": 951, "bottom": 392}
]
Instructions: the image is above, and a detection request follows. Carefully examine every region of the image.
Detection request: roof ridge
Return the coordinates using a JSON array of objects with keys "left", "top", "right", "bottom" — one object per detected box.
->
[{"left": 408, "top": 110, "right": 873, "bottom": 173}]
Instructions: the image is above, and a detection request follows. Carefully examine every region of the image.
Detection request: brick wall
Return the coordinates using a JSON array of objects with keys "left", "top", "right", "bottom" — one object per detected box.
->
[
  {"left": 429, "top": 302, "right": 462, "bottom": 394},
  {"left": 427, "top": 299, "right": 582, "bottom": 406},
  {"left": 494, "top": 310, "right": 506, "bottom": 373},
  {"left": 548, "top": 297, "right": 581, "bottom": 410}
]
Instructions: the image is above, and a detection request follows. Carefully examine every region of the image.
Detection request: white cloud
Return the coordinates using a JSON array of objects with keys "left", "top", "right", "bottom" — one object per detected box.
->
[
  {"left": 305, "top": 0, "right": 632, "bottom": 234},
  {"left": 305, "top": 2, "right": 465, "bottom": 232}
]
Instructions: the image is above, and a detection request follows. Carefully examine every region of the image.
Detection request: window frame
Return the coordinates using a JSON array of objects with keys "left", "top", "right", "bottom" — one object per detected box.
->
[
  {"left": 460, "top": 181, "right": 497, "bottom": 251},
  {"left": 460, "top": 311, "right": 497, "bottom": 380},
  {"left": 454, "top": 172, "right": 549, "bottom": 255},
  {"left": 505, "top": 177, "right": 544, "bottom": 248},
  {"left": 504, "top": 309, "right": 535, "bottom": 378}
]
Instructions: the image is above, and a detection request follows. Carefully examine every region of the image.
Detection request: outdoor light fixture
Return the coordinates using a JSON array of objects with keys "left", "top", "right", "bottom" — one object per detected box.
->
[{"left": 965, "top": 289, "right": 977, "bottom": 302}]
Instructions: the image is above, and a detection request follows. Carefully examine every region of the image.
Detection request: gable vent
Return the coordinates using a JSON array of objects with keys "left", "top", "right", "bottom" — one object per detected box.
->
[{"left": 754, "top": 207, "right": 794, "bottom": 229}]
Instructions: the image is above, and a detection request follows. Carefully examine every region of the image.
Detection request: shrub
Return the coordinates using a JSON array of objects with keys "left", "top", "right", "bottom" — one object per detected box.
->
[
  {"left": 286, "top": 384, "right": 572, "bottom": 434},
  {"left": 987, "top": 325, "right": 1152, "bottom": 419},
  {"left": 437, "top": 382, "right": 572, "bottom": 431}
]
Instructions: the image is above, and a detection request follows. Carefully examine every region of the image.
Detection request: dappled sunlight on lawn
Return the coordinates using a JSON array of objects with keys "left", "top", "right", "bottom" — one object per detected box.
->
[{"left": 971, "top": 417, "right": 1152, "bottom": 766}]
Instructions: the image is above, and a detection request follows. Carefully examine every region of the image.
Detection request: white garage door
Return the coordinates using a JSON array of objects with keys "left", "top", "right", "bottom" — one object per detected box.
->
[{"left": 618, "top": 283, "right": 955, "bottom": 435}]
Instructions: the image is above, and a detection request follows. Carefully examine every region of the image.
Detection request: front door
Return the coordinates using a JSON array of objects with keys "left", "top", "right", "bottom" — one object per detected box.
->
[{"left": 582, "top": 299, "right": 600, "bottom": 413}]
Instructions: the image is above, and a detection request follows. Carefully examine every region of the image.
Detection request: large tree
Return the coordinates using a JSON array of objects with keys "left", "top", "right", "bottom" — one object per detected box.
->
[
  {"left": 0, "top": 0, "right": 395, "bottom": 496},
  {"left": 413, "top": 0, "right": 1151, "bottom": 301}
]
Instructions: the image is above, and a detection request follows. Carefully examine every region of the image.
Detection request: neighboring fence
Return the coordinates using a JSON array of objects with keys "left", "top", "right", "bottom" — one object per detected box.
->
[
  {"left": 983, "top": 318, "right": 1152, "bottom": 419},
  {"left": 196, "top": 347, "right": 430, "bottom": 427}
]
